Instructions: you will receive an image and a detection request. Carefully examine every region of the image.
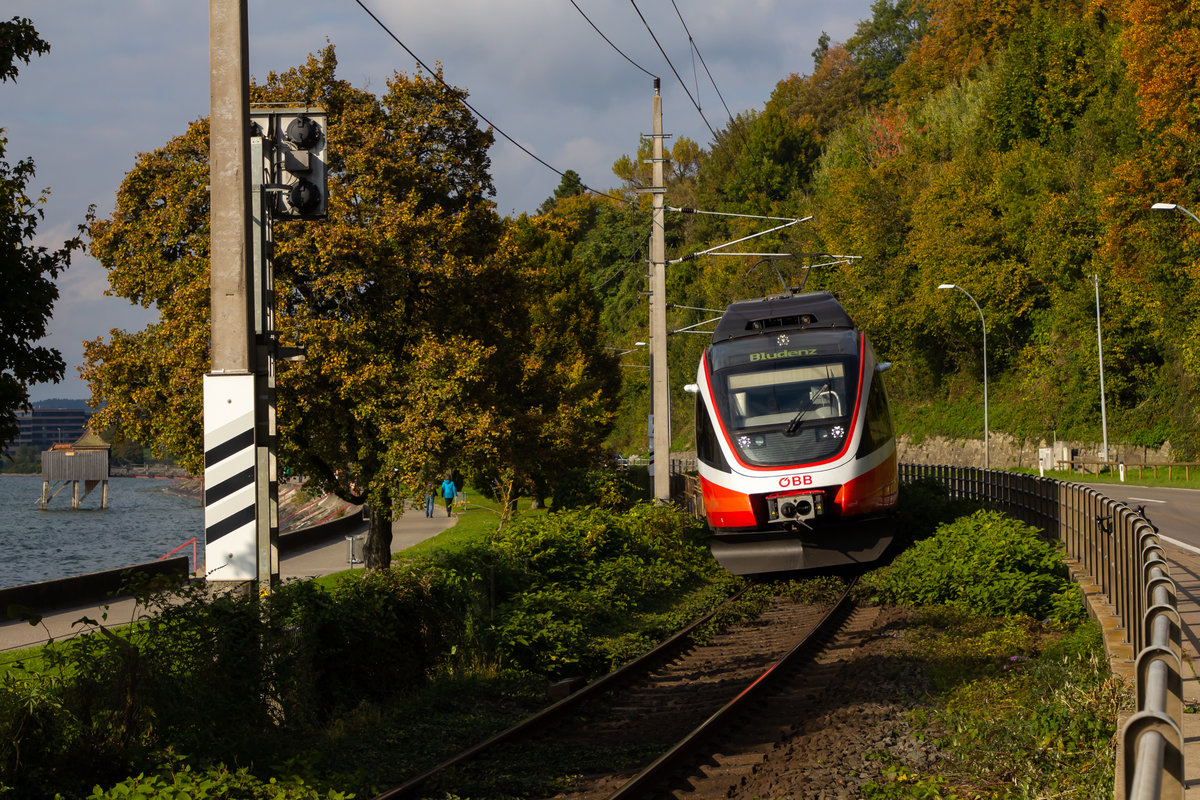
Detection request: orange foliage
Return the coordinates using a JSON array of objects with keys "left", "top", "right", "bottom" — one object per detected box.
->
[
  {"left": 1117, "top": 0, "right": 1200, "bottom": 142},
  {"left": 893, "top": 0, "right": 1092, "bottom": 99}
]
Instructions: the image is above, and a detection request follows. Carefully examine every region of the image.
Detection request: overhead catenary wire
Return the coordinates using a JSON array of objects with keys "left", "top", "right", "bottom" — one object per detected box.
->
[
  {"left": 354, "top": 0, "right": 771, "bottom": 308},
  {"left": 353, "top": 0, "right": 628, "bottom": 206},
  {"left": 628, "top": 0, "right": 718, "bottom": 141},
  {"left": 669, "top": 206, "right": 812, "bottom": 223},
  {"left": 569, "top": 0, "right": 658, "bottom": 80},
  {"left": 669, "top": 0, "right": 736, "bottom": 129},
  {"left": 671, "top": 216, "right": 813, "bottom": 264}
]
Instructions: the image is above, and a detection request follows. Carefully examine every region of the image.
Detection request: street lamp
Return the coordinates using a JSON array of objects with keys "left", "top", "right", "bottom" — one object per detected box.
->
[
  {"left": 1151, "top": 202, "right": 1200, "bottom": 225},
  {"left": 1091, "top": 275, "right": 1109, "bottom": 464},
  {"left": 938, "top": 283, "right": 989, "bottom": 470}
]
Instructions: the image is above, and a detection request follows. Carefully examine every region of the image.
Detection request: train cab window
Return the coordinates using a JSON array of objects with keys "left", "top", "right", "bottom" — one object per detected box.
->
[
  {"left": 726, "top": 364, "right": 848, "bottom": 430},
  {"left": 714, "top": 359, "right": 856, "bottom": 467}
]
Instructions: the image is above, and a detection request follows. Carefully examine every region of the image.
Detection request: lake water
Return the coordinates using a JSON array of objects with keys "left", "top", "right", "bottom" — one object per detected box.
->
[{"left": 0, "top": 475, "right": 203, "bottom": 588}]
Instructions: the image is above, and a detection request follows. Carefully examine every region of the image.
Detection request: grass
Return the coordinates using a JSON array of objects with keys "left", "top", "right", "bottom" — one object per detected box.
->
[
  {"left": 1016, "top": 466, "right": 1200, "bottom": 491},
  {"left": 863, "top": 610, "right": 1124, "bottom": 799},
  {"left": 399, "top": 488, "right": 542, "bottom": 562}
]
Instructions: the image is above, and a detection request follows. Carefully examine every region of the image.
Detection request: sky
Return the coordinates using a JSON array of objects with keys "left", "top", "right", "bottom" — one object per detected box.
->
[{"left": 4, "top": 0, "right": 875, "bottom": 403}]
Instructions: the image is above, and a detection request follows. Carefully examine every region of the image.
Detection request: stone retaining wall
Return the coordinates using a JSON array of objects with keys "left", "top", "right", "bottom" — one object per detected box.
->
[{"left": 897, "top": 433, "right": 1173, "bottom": 471}]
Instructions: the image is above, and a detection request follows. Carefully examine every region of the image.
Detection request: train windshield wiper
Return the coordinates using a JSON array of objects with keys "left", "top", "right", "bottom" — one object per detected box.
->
[{"left": 783, "top": 378, "right": 831, "bottom": 437}]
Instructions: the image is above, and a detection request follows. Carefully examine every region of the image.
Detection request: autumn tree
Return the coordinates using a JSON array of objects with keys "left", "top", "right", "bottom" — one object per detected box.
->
[
  {"left": 83, "top": 118, "right": 211, "bottom": 472},
  {"left": 890, "top": 0, "right": 1093, "bottom": 101},
  {"left": 770, "top": 46, "right": 867, "bottom": 139},
  {"left": 1117, "top": 0, "right": 1200, "bottom": 144},
  {"left": 494, "top": 194, "right": 621, "bottom": 505},
  {"left": 0, "top": 18, "right": 84, "bottom": 449},
  {"left": 845, "top": 0, "right": 929, "bottom": 105},
  {"left": 85, "top": 48, "right": 514, "bottom": 568}
]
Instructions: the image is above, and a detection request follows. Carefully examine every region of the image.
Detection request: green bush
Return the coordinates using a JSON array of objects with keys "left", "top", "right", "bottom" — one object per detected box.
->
[
  {"left": 489, "top": 503, "right": 714, "bottom": 676},
  {"left": 0, "top": 501, "right": 720, "bottom": 798},
  {"left": 865, "top": 509, "right": 1085, "bottom": 625},
  {"left": 894, "top": 477, "right": 981, "bottom": 544},
  {"left": 86, "top": 760, "right": 350, "bottom": 799},
  {"left": 550, "top": 467, "right": 645, "bottom": 512}
]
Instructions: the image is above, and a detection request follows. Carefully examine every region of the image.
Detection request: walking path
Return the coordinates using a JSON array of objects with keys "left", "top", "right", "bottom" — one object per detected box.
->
[{"left": 0, "top": 506, "right": 453, "bottom": 654}]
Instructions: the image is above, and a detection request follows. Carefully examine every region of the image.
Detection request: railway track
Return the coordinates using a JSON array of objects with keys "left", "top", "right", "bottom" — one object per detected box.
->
[{"left": 372, "top": 579, "right": 871, "bottom": 800}]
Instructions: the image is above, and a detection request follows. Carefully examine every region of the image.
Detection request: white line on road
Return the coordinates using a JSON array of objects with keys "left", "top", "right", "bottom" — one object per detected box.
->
[
  {"left": 1129, "top": 497, "right": 1167, "bottom": 504},
  {"left": 1158, "top": 533, "right": 1200, "bottom": 556}
]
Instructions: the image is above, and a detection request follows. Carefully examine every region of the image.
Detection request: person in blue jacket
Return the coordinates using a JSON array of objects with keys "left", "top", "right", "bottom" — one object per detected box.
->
[{"left": 440, "top": 474, "right": 457, "bottom": 517}]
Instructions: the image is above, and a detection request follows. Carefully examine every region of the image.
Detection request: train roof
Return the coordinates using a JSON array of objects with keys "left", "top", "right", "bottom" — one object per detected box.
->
[{"left": 711, "top": 291, "right": 855, "bottom": 342}]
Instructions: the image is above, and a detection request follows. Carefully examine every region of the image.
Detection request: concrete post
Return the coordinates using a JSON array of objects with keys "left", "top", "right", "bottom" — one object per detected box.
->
[
  {"left": 650, "top": 81, "right": 670, "bottom": 503},
  {"left": 208, "top": 0, "right": 254, "bottom": 372},
  {"left": 205, "top": 0, "right": 259, "bottom": 583}
]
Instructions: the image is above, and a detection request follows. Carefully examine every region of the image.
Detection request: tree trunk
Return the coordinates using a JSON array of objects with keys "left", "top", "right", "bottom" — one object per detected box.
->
[
  {"left": 528, "top": 478, "right": 546, "bottom": 510},
  {"left": 363, "top": 501, "right": 394, "bottom": 570}
]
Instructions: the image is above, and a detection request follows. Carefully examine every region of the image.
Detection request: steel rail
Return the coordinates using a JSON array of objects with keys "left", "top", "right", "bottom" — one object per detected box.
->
[
  {"left": 371, "top": 583, "right": 754, "bottom": 800},
  {"left": 603, "top": 577, "right": 858, "bottom": 800}
]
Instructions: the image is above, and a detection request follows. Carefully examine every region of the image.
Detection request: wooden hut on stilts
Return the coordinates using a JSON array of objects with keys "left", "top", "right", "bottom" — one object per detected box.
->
[{"left": 39, "top": 428, "right": 111, "bottom": 510}]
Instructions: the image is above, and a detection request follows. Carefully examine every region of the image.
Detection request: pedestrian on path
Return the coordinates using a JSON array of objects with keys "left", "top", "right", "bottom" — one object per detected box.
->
[
  {"left": 424, "top": 483, "right": 436, "bottom": 517},
  {"left": 441, "top": 474, "right": 457, "bottom": 517}
]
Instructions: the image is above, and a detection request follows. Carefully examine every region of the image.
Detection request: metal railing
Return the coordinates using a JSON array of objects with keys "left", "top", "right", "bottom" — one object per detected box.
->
[
  {"left": 898, "top": 465, "right": 1183, "bottom": 800},
  {"left": 675, "top": 463, "right": 1185, "bottom": 797}
]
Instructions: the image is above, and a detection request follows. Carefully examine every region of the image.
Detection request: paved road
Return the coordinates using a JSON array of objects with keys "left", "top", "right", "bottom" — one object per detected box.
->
[
  {"left": 1081, "top": 482, "right": 1200, "bottom": 555},
  {"left": 0, "top": 506, "right": 454, "bottom": 655}
]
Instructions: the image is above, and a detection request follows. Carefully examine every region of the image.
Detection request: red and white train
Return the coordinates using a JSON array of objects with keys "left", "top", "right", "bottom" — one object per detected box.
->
[{"left": 690, "top": 291, "right": 899, "bottom": 575}]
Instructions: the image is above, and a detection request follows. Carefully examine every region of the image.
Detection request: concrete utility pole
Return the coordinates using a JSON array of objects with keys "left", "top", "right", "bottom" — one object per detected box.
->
[
  {"left": 204, "top": 0, "right": 260, "bottom": 585},
  {"left": 649, "top": 80, "right": 671, "bottom": 503},
  {"left": 208, "top": 0, "right": 254, "bottom": 372}
]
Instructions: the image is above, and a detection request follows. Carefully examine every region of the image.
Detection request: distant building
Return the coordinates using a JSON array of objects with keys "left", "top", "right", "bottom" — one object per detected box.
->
[
  {"left": 10, "top": 407, "right": 94, "bottom": 453},
  {"left": 40, "top": 427, "right": 111, "bottom": 510}
]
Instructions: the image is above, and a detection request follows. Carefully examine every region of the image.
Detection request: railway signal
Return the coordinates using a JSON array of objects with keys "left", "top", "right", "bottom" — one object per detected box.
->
[{"left": 250, "top": 107, "right": 329, "bottom": 219}]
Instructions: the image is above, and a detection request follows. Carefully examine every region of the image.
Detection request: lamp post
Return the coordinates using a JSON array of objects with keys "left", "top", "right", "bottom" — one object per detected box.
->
[
  {"left": 1091, "top": 275, "right": 1109, "bottom": 464},
  {"left": 1150, "top": 201, "right": 1200, "bottom": 473},
  {"left": 938, "top": 283, "right": 989, "bottom": 470}
]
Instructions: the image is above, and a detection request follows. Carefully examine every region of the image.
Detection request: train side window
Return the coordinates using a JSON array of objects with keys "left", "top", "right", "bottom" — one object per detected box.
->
[
  {"left": 696, "top": 396, "right": 730, "bottom": 472},
  {"left": 857, "top": 374, "right": 894, "bottom": 457}
]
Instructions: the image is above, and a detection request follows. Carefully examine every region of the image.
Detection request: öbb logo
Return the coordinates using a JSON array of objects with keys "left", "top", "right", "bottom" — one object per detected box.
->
[{"left": 778, "top": 475, "right": 813, "bottom": 488}]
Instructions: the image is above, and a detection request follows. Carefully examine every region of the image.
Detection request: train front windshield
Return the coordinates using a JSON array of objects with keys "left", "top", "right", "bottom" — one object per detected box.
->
[{"left": 710, "top": 335, "right": 860, "bottom": 468}]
